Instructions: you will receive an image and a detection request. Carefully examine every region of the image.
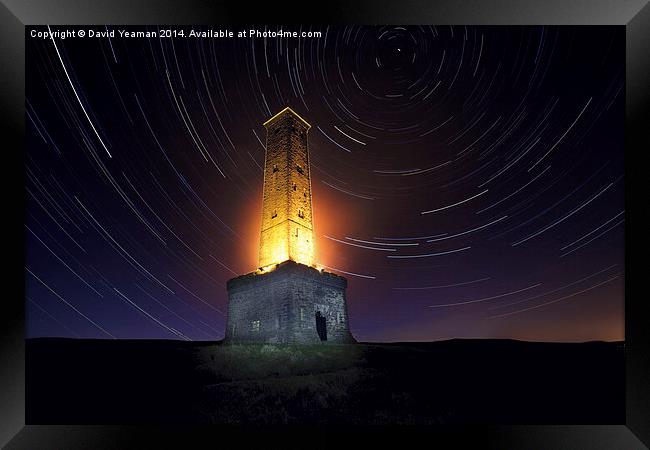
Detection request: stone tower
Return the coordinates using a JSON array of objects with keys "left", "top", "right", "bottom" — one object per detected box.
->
[
  {"left": 224, "top": 108, "right": 355, "bottom": 345},
  {"left": 259, "top": 107, "right": 314, "bottom": 268}
]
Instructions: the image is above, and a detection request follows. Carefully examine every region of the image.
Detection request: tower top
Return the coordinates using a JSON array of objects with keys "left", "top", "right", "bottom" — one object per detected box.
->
[{"left": 263, "top": 106, "right": 312, "bottom": 129}]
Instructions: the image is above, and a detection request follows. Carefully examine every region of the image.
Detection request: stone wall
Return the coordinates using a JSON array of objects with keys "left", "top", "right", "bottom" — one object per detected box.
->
[{"left": 225, "top": 260, "right": 355, "bottom": 344}]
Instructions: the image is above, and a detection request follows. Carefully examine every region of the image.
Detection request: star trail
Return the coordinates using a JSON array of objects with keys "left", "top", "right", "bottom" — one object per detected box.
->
[{"left": 26, "top": 25, "right": 624, "bottom": 342}]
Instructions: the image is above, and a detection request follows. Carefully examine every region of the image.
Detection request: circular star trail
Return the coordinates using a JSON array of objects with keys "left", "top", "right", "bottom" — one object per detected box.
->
[{"left": 26, "top": 25, "right": 624, "bottom": 342}]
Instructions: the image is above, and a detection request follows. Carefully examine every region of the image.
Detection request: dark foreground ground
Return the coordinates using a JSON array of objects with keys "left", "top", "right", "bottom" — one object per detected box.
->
[{"left": 26, "top": 338, "right": 624, "bottom": 424}]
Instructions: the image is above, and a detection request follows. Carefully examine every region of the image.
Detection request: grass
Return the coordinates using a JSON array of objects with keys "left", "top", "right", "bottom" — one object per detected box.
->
[
  {"left": 26, "top": 338, "right": 624, "bottom": 425},
  {"left": 192, "top": 343, "right": 366, "bottom": 382}
]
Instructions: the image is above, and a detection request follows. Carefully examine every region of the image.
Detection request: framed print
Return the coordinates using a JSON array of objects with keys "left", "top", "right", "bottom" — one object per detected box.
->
[{"left": 2, "top": 0, "right": 648, "bottom": 448}]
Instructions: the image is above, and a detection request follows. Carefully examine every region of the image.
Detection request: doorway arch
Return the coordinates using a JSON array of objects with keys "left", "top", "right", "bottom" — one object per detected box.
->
[{"left": 315, "top": 311, "right": 327, "bottom": 341}]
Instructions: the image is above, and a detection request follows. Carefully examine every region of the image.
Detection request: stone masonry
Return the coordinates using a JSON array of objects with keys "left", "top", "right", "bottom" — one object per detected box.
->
[
  {"left": 225, "top": 260, "right": 354, "bottom": 344},
  {"left": 258, "top": 107, "right": 314, "bottom": 267}
]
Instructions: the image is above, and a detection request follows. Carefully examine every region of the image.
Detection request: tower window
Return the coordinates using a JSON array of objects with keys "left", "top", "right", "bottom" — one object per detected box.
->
[
  {"left": 293, "top": 183, "right": 297, "bottom": 191},
  {"left": 271, "top": 210, "right": 277, "bottom": 219},
  {"left": 298, "top": 210, "right": 304, "bottom": 219},
  {"left": 251, "top": 320, "right": 261, "bottom": 332},
  {"left": 303, "top": 189, "right": 307, "bottom": 198},
  {"left": 296, "top": 165, "right": 304, "bottom": 174},
  {"left": 295, "top": 228, "right": 299, "bottom": 237},
  {"left": 272, "top": 164, "right": 278, "bottom": 173}
]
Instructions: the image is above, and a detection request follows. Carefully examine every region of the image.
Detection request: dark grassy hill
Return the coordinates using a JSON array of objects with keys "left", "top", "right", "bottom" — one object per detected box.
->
[{"left": 26, "top": 338, "right": 624, "bottom": 424}]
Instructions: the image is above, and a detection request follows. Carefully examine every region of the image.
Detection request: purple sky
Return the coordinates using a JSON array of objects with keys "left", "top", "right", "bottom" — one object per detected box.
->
[{"left": 26, "top": 25, "right": 624, "bottom": 342}]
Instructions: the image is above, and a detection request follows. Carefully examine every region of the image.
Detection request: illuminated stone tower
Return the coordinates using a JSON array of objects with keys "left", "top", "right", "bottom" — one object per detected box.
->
[
  {"left": 224, "top": 108, "right": 355, "bottom": 345},
  {"left": 259, "top": 107, "right": 314, "bottom": 268}
]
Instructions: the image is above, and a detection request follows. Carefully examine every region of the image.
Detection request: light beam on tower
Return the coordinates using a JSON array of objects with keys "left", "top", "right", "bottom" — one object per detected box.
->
[{"left": 258, "top": 107, "right": 315, "bottom": 268}]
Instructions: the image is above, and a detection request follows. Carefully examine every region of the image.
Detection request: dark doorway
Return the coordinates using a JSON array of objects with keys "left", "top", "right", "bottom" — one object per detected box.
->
[{"left": 315, "top": 311, "right": 327, "bottom": 341}]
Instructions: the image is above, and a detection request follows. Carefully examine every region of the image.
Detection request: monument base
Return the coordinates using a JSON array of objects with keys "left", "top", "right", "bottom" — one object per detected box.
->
[{"left": 225, "top": 260, "right": 355, "bottom": 344}]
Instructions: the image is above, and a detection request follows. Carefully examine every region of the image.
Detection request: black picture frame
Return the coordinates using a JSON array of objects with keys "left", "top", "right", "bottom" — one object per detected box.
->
[{"left": 2, "top": 1, "right": 648, "bottom": 448}]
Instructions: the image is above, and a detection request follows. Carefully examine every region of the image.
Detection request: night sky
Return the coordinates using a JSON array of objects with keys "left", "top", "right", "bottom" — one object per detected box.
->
[{"left": 26, "top": 25, "right": 624, "bottom": 342}]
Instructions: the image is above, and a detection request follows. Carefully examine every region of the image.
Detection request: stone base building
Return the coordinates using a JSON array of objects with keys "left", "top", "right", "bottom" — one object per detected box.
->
[{"left": 225, "top": 260, "right": 355, "bottom": 344}]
